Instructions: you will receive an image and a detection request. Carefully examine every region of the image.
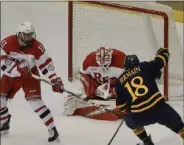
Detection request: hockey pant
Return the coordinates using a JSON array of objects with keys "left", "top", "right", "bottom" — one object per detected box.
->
[{"left": 124, "top": 102, "right": 184, "bottom": 136}]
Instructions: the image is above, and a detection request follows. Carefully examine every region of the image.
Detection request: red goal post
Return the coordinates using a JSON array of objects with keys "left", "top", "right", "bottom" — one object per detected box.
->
[{"left": 68, "top": 1, "right": 183, "bottom": 101}]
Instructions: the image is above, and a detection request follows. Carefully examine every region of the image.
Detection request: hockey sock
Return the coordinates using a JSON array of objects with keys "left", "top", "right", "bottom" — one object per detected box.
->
[
  {"left": 28, "top": 99, "right": 55, "bottom": 130},
  {"left": 0, "top": 107, "right": 9, "bottom": 128},
  {"left": 133, "top": 127, "right": 150, "bottom": 143},
  {"left": 178, "top": 128, "right": 184, "bottom": 139},
  {"left": 0, "top": 96, "right": 9, "bottom": 128}
]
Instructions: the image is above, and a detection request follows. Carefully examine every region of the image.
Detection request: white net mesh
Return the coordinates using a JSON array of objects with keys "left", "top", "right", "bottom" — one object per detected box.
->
[{"left": 70, "top": 2, "right": 183, "bottom": 97}]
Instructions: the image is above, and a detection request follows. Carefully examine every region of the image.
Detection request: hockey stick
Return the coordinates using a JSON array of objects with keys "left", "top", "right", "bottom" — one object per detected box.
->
[
  {"left": 31, "top": 74, "right": 121, "bottom": 118},
  {"left": 107, "top": 119, "right": 124, "bottom": 145}
]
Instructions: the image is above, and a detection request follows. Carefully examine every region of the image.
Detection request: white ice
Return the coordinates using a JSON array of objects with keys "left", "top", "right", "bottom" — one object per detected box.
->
[{"left": 1, "top": 2, "right": 183, "bottom": 145}]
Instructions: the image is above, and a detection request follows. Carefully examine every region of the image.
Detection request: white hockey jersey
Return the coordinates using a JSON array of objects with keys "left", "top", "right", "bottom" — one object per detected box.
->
[{"left": 1, "top": 35, "right": 57, "bottom": 80}]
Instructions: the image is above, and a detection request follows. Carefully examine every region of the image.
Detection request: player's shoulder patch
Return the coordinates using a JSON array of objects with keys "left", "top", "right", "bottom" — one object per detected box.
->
[{"left": 4, "top": 59, "right": 12, "bottom": 66}]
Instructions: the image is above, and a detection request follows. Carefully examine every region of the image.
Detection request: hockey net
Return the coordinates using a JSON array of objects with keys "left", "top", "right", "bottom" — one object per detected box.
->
[{"left": 68, "top": 1, "right": 183, "bottom": 100}]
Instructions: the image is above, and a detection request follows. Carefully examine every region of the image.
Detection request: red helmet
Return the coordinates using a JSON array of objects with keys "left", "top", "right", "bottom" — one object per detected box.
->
[{"left": 96, "top": 47, "right": 113, "bottom": 71}]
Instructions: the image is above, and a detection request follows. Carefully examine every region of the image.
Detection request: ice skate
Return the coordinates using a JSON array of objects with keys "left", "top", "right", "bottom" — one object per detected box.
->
[
  {"left": 0, "top": 115, "right": 11, "bottom": 135},
  {"left": 137, "top": 135, "right": 154, "bottom": 145},
  {"left": 48, "top": 127, "right": 60, "bottom": 143}
]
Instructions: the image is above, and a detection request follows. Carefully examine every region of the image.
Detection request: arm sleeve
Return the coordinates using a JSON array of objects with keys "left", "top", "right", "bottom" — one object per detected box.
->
[
  {"left": 115, "top": 81, "right": 129, "bottom": 113},
  {"left": 1, "top": 39, "right": 19, "bottom": 75},
  {"left": 145, "top": 48, "right": 170, "bottom": 77},
  {"left": 36, "top": 51, "right": 58, "bottom": 80},
  {"left": 79, "top": 64, "right": 91, "bottom": 75},
  {"left": 79, "top": 58, "right": 91, "bottom": 75}
]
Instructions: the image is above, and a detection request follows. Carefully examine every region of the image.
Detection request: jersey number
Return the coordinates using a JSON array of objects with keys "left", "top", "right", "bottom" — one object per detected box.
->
[
  {"left": 124, "top": 76, "right": 148, "bottom": 102},
  {"left": 38, "top": 44, "right": 45, "bottom": 53}
]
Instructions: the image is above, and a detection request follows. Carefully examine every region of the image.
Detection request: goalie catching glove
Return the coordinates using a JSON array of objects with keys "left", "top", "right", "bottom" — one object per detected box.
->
[
  {"left": 95, "top": 83, "right": 116, "bottom": 100},
  {"left": 51, "top": 77, "right": 64, "bottom": 94}
]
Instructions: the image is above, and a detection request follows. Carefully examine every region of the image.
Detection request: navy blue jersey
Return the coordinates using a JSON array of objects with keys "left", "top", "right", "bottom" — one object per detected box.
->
[{"left": 116, "top": 48, "right": 170, "bottom": 113}]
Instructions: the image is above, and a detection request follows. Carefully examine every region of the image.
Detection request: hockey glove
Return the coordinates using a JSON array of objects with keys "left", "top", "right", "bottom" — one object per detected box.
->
[
  {"left": 8, "top": 52, "right": 21, "bottom": 62},
  {"left": 51, "top": 77, "right": 64, "bottom": 94},
  {"left": 17, "top": 61, "right": 32, "bottom": 79},
  {"left": 95, "top": 83, "right": 112, "bottom": 100},
  {"left": 156, "top": 47, "right": 169, "bottom": 56}
]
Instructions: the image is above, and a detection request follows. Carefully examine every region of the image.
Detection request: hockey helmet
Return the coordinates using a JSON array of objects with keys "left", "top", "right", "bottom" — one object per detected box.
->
[
  {"left": 124, "top": 54, "right": 140, "bottom": 70},
  {"left": 17, "top": 21, "right": 36, "bottom": 45}
]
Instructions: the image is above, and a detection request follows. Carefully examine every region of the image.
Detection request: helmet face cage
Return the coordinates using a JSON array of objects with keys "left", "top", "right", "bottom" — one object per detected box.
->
[
  {"left": 17, "top": 22, "right": 36, "bottom": 45},
  {"left": 96, "top": 47, "right": 113, "bottom": 71}
]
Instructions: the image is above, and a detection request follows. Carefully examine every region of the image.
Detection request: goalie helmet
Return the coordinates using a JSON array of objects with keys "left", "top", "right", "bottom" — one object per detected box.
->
[
  {"left": 16, "top": 21, "right": 36, "bottom": 45},
  {"left": 96, "top": 47, "right": 113, "bottom": 71},
  {"left": 124, "top": 54, "right": 140, "bottom": 70}
]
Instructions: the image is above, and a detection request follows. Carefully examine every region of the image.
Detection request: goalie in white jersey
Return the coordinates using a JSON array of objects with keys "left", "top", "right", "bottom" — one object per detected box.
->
[
  {"left": 0, "top": 22, "right": 63, "bottom": 142},
  {"left": 64, "top": 47, "right": 126, "bottom": 120}
]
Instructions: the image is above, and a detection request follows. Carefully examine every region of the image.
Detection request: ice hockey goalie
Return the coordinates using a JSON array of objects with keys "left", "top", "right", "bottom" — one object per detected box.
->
[{"left": 64, "top": 47, "right": 126, "bottom": 121}]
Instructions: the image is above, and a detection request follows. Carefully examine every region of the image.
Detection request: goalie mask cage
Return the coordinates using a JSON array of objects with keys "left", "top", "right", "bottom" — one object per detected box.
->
[{"left": 68, "top": 1, "right": 183, "bottom": 101}]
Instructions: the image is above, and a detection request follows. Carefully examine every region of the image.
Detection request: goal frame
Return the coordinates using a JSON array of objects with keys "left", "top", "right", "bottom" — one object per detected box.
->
[{"left": 68, "top": 1, "right": 169, "bottom": 100}]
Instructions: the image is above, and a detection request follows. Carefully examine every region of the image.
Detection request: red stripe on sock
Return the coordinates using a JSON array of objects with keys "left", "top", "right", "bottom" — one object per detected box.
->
[
  {"left": 45, "top": 117, "right": 54, "bottom": 126},
  {"left": 39, "top": 58, "right": 52, "bottom": 70},
  {"left": 35, "top": 105, "right": 46, "bottom": 113},
  {"left": 0, "top": 107, "right": 5, "bottom": 111},
  {"left": 49, "top": 73, "right": 56, "bottom": 79},
  {"left": 0, "top": 115, "right": 9, "bottom": 120}
]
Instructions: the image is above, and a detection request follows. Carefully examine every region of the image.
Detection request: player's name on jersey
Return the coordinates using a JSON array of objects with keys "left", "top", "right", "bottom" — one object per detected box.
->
[{"left": 119, "top": 66, "right": 141, "bottom": 84}]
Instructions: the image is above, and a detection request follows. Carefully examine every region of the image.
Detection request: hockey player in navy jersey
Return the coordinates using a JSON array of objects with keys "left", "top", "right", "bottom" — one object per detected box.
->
[{"left": 115, "top": 48, "right": 184, "bottom": 145}]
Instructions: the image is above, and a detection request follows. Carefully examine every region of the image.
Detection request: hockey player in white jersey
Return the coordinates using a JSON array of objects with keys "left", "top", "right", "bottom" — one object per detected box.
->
[{"left": 0, "top": 22, "right": 64, "bottom": 143}]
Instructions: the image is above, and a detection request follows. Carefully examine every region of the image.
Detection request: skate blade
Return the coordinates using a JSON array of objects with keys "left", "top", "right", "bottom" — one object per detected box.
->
[
  {"left": 0, "top": 130, "right": 9, "bottom": 135},
  {"left": 49, "top": 137, "right": 60, "bottom": 144}
]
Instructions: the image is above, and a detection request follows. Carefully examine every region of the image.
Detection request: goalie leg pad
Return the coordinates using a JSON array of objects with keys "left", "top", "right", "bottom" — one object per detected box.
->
[
  {"left": 64, "top": 95, "right": 77, "bottom": 116},
  {"left": 80, "top": 74, "right": 99, "bottom": 98},
  {"left": 64, "top": 96, "right": 125, "bottom": 121},
  {"left": 64, "top": 95, "right": 92, "bottom": 116}
]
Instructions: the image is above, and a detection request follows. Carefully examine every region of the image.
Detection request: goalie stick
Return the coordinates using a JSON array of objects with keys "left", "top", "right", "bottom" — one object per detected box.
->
[{"left": 31, "top": 74, "right": 121, "bottom": 118}]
